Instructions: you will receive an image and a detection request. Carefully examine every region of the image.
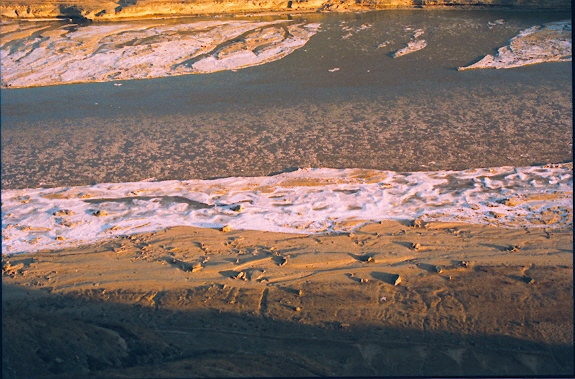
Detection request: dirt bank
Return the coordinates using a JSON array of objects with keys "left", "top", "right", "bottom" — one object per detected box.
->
[
  {"left": 3, "top": 221, "right": 573, "bottom": 377},
  {"left": 1, "top": 0, "right": 571, "bottom": 22}
]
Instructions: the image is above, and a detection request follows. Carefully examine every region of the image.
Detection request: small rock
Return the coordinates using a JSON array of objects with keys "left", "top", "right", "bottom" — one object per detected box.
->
[
  {"left": 2, "top": 260, "right": 11, "bottom": 271},
  {"left": 295, "top": 306, "right": 302, "bottom": 312},
  {"left": 92, "top": 210, "right": 108, "bottom": 217},
  {"left": 55, "top": 236, "right": 64, "bottom": 241},
  {"left": 230, "top": 204, "right": 243, "bottom": 212},
  {"left": 359, "top": 255, "right": 374, "bottom": 263},
  {"left": 411, "top": 219, "right": 423, "bottom": 228},
  {"left": 392, "top": 274, "right": 402, "bottom": 286},
  {"left": 221, "top": 225, "right": 232, "bottom": 232},
  {"left": 503, "top": 198, "right": 520, "bottom": 207},
  {"left": 192, "top": 263, "right": 203, "bottom": 272},
  {"left": 411, "top": 242, "right": 421, "bottom": 250},
  {"left": 522, "top": 276, "right": 535, "bottom": 284},
  {"left": 53, "top": 209, "right": 74, "bottom": 216}
]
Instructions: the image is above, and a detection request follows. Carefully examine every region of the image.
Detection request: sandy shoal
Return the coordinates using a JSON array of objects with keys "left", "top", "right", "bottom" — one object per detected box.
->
[{"left": 2, "top": 220, "right": 573, "bottom": 378}]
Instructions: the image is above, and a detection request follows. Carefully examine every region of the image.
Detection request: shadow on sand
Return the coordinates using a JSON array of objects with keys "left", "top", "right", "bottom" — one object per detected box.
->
[{"left": 2, "top": 282, "right": 573, "bottom": 378}]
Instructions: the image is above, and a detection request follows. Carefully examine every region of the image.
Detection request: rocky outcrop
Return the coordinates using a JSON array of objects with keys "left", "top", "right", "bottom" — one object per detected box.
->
[{"left": 0, "top": 1, "right": 571, "bottom": 21}]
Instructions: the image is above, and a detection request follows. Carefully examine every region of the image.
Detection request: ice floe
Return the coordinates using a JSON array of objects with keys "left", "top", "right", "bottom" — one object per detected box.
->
[
  {"left": 459, "top": 20, "right": 571, "bottom": 70},
  {"left": 2, "top": 164, "right": 572, "bottom": 255},
  {"left": 392, "top": 29, "right": 426, "bottom": 58},
  {"left": 0, "top": 20, "right": 320, "bottom": 88}
]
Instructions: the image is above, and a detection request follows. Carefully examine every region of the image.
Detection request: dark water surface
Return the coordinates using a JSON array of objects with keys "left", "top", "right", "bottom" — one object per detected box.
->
[{"left": 1, "top": 10, "right": 572, "bottom": 189}]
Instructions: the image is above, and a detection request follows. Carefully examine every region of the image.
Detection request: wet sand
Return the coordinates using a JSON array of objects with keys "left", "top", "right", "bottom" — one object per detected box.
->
[{"left": 2, "top": 221, "right": 573, "bottom": 377}]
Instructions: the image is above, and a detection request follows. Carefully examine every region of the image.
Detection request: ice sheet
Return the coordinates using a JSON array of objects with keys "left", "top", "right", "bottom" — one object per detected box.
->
[
  {"left": 2, "top": 164, "right": 572, "bottom": 255},
  {"left": 0, "top": 20, "right": 320, "bottom": 88},
  {"left": 459, "top": 20, "right": 571, "bottom": 70}
]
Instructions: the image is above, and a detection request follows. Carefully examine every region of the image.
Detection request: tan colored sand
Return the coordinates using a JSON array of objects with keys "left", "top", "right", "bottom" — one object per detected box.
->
[{"left": 2, "top": 220, "right": 573, "bottom": 377}]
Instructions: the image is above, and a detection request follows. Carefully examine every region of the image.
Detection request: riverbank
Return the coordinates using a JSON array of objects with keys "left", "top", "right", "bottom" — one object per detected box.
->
[
  {"left": 2, "top": 220, "right": 573, "bottom": 378},
  {"left": 1, "top": 0, "right": 572, "bottom": 22}
]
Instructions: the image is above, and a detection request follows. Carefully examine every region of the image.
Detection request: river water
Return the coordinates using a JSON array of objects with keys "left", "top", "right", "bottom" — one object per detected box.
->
[{"left": 1, "top": 9, "right": 572, "bottom": 190}]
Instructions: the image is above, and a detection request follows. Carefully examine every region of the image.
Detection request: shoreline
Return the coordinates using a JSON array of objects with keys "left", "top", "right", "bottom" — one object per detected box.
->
[
  {"left": 1, "top": 2, "right": 572, "bottom": 23},
  {"left": 0, "top": 6, "right": 570, "bottom": 26},
  {"left": 2, "top": 220, "right": 573, "bottom": 377}
]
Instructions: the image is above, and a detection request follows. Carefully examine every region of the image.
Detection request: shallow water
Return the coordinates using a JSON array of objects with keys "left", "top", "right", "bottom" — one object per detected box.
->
[{"left": 1, "top": 10, "right": 572, "bottom": 191}]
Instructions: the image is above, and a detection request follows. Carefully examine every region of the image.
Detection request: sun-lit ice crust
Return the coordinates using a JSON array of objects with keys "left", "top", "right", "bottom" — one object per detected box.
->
[
  {"left": 0, "top": 20, "right": 320, "bottom": 88},
  {"left": 1, "top": 164, "right": 572, "bottom": 255},
  {"left": 392, "top": 28, "right": 426, "bottom": 58},
  {"left": 459, "top": 20, "right": 572, "bottom": 70}
]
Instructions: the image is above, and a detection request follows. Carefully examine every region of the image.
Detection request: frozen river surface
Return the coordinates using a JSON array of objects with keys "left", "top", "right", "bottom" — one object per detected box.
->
[
  {"left": 1, "top": 9, "right": 572, "bottom": 254},
  {"left": 1, "top": 10, "right": 572, "bottom": 190}
]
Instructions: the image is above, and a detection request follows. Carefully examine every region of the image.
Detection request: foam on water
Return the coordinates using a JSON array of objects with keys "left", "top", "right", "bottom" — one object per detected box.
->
[
  {"left": 2, "top": 164, "right": 572, "bottom": 255},
  {"left": 0, "top": 20, "right": 320, "bottom": 88},
  {"left": 459, "top": 20, "right": 571, "bottom": 70}
]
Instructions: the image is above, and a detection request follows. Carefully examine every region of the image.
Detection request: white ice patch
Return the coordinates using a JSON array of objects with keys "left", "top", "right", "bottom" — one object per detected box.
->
[
  {"left": 0, "top": 20, "right": 320, "bottom": 88},
  {"left": 392, "top": 29, "right": 426, "bottom": 58},
  {"left": 192, "top": 23, "right": 318, "bottom": 73},
  {"left": 2, "top": 164, "right": 572, "bottom": 255},
  {"left": 459, "top": 20, "right": 571, "bottom": 70}
]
